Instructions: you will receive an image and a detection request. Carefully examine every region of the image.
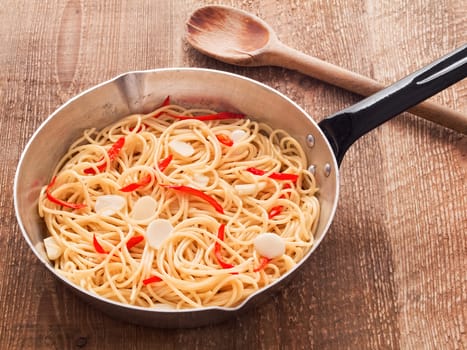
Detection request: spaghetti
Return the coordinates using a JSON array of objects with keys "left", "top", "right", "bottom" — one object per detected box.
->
[{"left": 38, "top": 99, "right": 320, "bottom": 309}]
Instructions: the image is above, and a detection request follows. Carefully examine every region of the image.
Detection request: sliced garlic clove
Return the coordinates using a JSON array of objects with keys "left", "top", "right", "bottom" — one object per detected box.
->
[
  {"left": 34, "top": 242, "right": 47, "bottom": 260},
  {"left": 146, "top": 219, "right": 174, "bottom": 249},
  {"left": 253, "top": 233, "right": 285, "bottom": 259},
  {"left": 43, "top": 236, "right": 64, "bottom": 260},
  {"left": 131, "top": 196, "right": 158, "bottom": 220},
  {"left": 169, "top": 140, "right": 194, "bottom": 157},
  {"left": 95, "top": 195, "right": 126, "bottom": 216},
  {"left": 231, "top": 129, "right": 247, "bottom": 143},
  {"left": 192, "top": 173, "right": 209, "bottom": 187},
  {"left": 234, "top": 181, "right": 267, "bottom": 196}
]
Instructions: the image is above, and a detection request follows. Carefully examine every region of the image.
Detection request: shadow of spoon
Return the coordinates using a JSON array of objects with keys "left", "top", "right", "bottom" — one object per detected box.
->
[{"left": 186, "top": 5, "right": 466, "bottom": 134}]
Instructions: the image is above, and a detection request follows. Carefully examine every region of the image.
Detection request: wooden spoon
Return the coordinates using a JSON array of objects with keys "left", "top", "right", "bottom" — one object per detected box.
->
[{"left": 186, "top": 5, "right": 466, "bottom": 134}]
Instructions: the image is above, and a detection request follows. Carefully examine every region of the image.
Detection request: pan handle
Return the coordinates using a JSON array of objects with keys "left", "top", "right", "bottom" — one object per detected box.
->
[{"left": 318, "top": 44, "right": 467, "bottom": 166}]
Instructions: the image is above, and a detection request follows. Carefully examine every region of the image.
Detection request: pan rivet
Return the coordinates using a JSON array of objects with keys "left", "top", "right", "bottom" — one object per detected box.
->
[
  {"left": 324, "top": 163, "right": 331, "bottom": 177},
  {"left": 308, "top": 164, "right": 316, "bottom": 174},
  {"left": 306, "top": 134, "right": 315, "bottom": 148}
]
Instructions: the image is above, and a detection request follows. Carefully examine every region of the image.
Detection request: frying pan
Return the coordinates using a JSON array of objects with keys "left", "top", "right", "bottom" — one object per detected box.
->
[{"left": 14, "top": 44, "right": 466, "bottom": 328}]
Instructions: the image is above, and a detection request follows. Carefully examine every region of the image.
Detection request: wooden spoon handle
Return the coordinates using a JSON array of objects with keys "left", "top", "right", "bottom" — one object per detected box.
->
[{"left": 265, "top": 43, "right": 466, "bottom": 134}]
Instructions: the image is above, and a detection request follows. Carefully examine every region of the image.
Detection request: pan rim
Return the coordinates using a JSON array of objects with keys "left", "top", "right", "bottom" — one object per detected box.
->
[{"left": 14, "top": 67, "right": 340, "bottom": 319}]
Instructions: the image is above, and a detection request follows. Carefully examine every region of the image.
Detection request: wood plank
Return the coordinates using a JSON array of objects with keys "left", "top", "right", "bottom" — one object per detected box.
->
[{"left": 0, "top": 0, "right": 465, "bottom": 349}]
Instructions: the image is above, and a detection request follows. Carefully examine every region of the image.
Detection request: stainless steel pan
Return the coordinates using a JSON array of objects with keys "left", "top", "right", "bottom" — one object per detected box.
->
[{"left": 14, "top": 44, "right": 466, "bottom": 327}]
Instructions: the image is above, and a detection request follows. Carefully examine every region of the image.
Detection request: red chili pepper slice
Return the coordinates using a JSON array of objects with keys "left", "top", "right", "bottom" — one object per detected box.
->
[
  {"left": 253, "top": 257, "right": 271, "bottom": 272},
  {"left": 153, "top": 96, "right": 171, "bottom": 118},
  {"left": 126, "top": 235, "right": 144, "bottom": 250},
  {"left": 119, "top": 174, "right": 152, "bottom": 192},
  {"left": 216, "top": 134, "right": 234, "bottom": 147},
  {"left": 170, "top": 112, "right": 245, "bottom": 121},
  {"left": 119, "top": 154, "right": 172, "bottom": 192},
  {"left": 129, "top": 124, "right": 149, "bottom": 133},
  {"left": 279, "top": 183, "right": 292, "bottom": 199},
  {"left": 268, "top": 206, "right": 284, "bottom": 219},
  {"left": 214, "top": 224, "right": 235, "bottom": 269},
  {"left": 269, "top": 173, "right": 299, "bottom": 182},
  {"left": 267, "top": 183, "right": 293, "bottom": 219},
  {"left": 161, "top": 96, "right": 171, "bottom": 106},
  {"left": 246, "top": 167, "right": 266, "bottom": 176},
  {"left": 93, "top": 234, "right": 107, "bottom": 254},
  {"left": 107, "top": 136, "right": 125, "bottom": 159},
  {"left": 83, "top": 162, "right": 105, "bottom": 175},
  {"left": 84, "top": 137, "right": 125, "bottom": 174},
  {"left": 46, "top": 176, "right": 86, "bottom": 209},
  {"left": 143, "top": 276, "right": 162, "bottom": 285},
  {"left": 246, "top": 167, "right": 298, "bottom": 182},
  {"left": 157, "top": 154, "right": 173, "bottom": 172},
  {"left": 167, "top": 185, "right": 224, "bottom": 214}
]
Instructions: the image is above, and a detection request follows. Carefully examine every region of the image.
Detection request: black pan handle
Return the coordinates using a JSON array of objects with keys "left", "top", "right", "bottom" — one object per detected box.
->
[{"left": 318, "top": 44, "right": 467, "bottom": 165}]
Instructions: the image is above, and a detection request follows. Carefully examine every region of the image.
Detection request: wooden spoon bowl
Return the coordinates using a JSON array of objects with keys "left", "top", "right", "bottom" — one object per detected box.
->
[{"left": 186, "top": 5, "right": 272, "bottom": 66}]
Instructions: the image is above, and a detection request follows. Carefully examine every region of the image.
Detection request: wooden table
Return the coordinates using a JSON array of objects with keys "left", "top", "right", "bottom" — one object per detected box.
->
[{"left": 1, "top": 1, "right": 465, "bottom": 349}]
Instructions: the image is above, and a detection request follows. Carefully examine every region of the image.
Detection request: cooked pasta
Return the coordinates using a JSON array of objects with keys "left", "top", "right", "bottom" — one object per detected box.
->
[{"left": 38, "top": 99, "right": 320, "bottom": 309}]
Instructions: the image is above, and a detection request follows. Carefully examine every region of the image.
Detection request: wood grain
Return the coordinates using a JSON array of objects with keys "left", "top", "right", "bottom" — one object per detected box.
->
[{"left": 1, "top": 0, "right": 465, "bottom": 349}]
